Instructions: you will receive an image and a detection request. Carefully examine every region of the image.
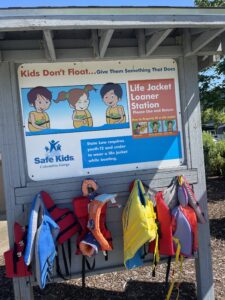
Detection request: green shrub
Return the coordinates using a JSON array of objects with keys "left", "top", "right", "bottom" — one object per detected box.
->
[{"left": 202, "top": 131, "right": 225, "bottom": 176}]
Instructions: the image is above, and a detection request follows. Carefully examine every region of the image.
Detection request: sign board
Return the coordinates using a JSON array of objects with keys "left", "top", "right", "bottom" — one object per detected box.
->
[{"left": 18, "top": 59, "right": 183, "bottom": 180}]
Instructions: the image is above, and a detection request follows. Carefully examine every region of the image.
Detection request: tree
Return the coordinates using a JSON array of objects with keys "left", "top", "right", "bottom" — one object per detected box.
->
[
  {"left": 195, "top": 0, "right": 225, "bottom": 7},
  {"left": 195, "top": 0, "right": 225, "bottom": 129}
]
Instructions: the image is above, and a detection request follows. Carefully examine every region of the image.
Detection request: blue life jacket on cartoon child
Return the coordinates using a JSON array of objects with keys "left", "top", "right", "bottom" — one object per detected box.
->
[{"left": 24, "top": 193, "right": 59, "bottom": 289}]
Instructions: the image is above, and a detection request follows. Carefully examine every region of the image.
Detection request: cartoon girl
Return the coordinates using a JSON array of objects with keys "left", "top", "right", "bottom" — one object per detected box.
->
[
  {"left": 27, "top": 86, "right": 52, "bottom": 132},
  {"left": 55, "top": 85, "right": 95, "bottom": 129},
  {"left": 100, "top": 83, "right": 126, "bottom": 124}
]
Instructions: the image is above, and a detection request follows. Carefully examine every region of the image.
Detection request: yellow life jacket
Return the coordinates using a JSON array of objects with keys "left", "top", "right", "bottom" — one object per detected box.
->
[
  {"left": 73, "top": 110, "right": 93, "bottom": 128},
  {"left": 28, "top": 111, "right": 50, "bottom": 132},
  {"left": 106, "top": 106, "right": 126, "bottom": 124},
  {"left": 122, "top": 180, "right": 158, "bottom": 269}
]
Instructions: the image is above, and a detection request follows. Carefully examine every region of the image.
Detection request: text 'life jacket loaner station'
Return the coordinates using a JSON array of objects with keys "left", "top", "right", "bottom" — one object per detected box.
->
[{"left": 0, "top": 5, "right": 225, "bottom": 300}]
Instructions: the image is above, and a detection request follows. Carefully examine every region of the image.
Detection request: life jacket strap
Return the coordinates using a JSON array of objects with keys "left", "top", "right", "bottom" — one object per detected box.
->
[
  {"left": 165, "top": 256, "right": 172, "bottom": 288},
  {"left": 48, "top": 204, "right": 57, "bottom": 213},
  {"left": 55, "top": 211, "right": 73, "bottom": 223},
  {"left": 57, "top": 221, "right": 78, "bottom": 241},
  {"left": 56, "top": 247, "right": 68, "bottom": 281},
  {"left": 165, "top": 238, "right": 182, "bottom": 300},
  {"left": 152, "top": 233, "right": 159, "bottom": 277},
  {"left": 82, "top": 255, "right": 96, "bottom": 288},
  {"left": 55, "top": 242, "right": 72, "bottom": 281},
  {"left": 13, "top": 243, "right": 18, "bottom": 274}
]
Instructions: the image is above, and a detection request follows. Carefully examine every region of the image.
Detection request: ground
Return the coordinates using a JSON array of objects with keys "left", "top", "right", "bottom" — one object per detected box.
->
[{"left": 0, "top": 177, "right": 225, "bottom": 300}]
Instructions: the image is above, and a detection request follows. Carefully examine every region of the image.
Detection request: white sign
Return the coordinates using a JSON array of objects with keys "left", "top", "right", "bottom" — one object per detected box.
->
[{"left": 18, "top": 60, "right": 183, "bottom": 181}]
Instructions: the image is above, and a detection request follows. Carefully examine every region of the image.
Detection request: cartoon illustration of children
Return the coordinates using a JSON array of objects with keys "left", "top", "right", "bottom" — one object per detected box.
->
[
  {"left": 55, "top": 85, "right": 95, "bottom": 129},
  {"left": 100, "top": 83, "right": 126, "bottom": 124},
  {"left": 27, "top": 86, "right": 52, "bottom": 132},
  {"left": 167, "top": 120, "right": 174, "bottom": 132},
  {"left": 134, "top": 123, "right": 141, "bottom": 135},
  {"left": 152, "top": 121, "right": 159, "bottom": 133}
]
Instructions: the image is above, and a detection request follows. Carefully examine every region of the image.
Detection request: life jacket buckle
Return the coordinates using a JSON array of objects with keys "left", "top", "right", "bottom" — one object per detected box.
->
[
  {"left": 18, "top": 240, "right": 24, "bottom": 247},
  {"left": 17, "top": 251, "right": 22, "bottom": 258}
]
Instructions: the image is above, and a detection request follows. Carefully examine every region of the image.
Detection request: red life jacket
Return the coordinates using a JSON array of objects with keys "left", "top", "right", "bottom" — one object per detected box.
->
[
  {"left": 4, "top": 223, "right": 32, "bottom": 278},
  {"left": 73, "top": 196, "right": 113, "bottom": 254},
  {"left": 41, "top": 191, "right": 80, "bottom": 244},
  {"left": 180, "top": 205, "right": 198, "bottom": 252},
  {"left": 149, "top": 192, "right": 174, "bottom": 256}
]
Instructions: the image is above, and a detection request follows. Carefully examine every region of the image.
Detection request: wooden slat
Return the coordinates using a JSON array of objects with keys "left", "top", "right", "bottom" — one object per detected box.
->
[
  {"left": 9, "top": 63, "right": 26, "bottom": 186},
  {"left": 99, "top": 29, "right": 114, "bottom": 58},
  {"left": 135, "top": 29, "right": 145, "bottom": 57},
  {"left": 1, "top": 45, "right": 183, "bottom": 62},
  {"left": 185, "top": 27, "right": 225, "bottom": 56},
  {"left": 15, "top": 168, "right": 198, "bottom": 204},
  {"left": 43, "top": 30, "right": 56, "bottom": 61},
  {"left": 146, "top": 29, "right": 173, "bottom": 56},
  {"left": 0, "top": 10, "right": 225, "bottom": 32},
  {"left": 91, "top": 29, "right": 99, "bottom": 58}
]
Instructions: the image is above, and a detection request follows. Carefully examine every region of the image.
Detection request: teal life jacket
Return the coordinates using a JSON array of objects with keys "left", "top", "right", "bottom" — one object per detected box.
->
[{"left": 24, "top": 193, "right": 59, "bottom": 289}]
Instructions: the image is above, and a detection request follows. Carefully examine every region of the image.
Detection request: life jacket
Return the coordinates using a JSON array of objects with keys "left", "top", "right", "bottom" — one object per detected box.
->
[
  {"left": 161, "top": 177, "right": 179, "bottom": 210},
  {"left": 172, "top": 206, "right": 193, "bottom": 257},
  {"left": 149, "top": 191, "right": 174, "bottom": 256},
  {"left": 180, "top": 205, "right": 198, "bottom": 252},
  {"left": 4, "top": 222, "right": 32, "bottom": 278},
  {"left": 40, "top": 191, "right": 80, "bottom": 279},
  {"left": 88, "top": 194, "right": 116, "bottom": 252},
  {"left": 24, "top": 193, "right": 60, "bottom": 289},
  {"left": 177, "top": 184, "right": 188, "bottom": 207},
  {"left": 72, "top": 195, "right": 113, "bottom": 255},
  {"left": 181, "top": 176, "right": 206, "bottom": 224},
  {"left": 40, "top": 191, "right": 80, "bottom": 244},
  {"left": 123, "top": 180, "right": 158, "bottom": 269},
  {"left": 82, "top": 179, "right": 98, "bottom": 199}
]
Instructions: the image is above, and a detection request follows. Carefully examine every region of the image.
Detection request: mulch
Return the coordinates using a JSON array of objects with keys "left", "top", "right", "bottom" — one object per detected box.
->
[{"left": 1, "top": 177, "right": 225, "bottom": 300}]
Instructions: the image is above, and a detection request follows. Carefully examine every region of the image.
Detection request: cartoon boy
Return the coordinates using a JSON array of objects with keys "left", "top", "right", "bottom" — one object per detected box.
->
[
  {"left": 27, "top": 86, "right": 52, "bottom": 132},
  {"left": 100, "top": 83, "right": 126, "bottom": 124}
]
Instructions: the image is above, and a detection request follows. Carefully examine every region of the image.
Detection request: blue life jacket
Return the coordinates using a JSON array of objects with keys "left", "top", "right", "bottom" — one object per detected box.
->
[{"left": 24, "top": 193, "right": 59, "bottom": 289}]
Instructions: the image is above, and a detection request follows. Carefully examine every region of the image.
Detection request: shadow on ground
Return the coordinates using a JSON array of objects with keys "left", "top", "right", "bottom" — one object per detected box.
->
[
  {"left": 0, "top": 263, "right": 197, "bottom": 300},
  {"left": 34, "top": 280, "right": 196, "bottom": 300},
  {"left": 0, "top": 266, "right": 14, "bottom": 300},
  {"left": 207, "top": 177, "right": 225, "bottom": 202},
  {"left": 210, "top": 217, "right": 225, "bottom": 240}
]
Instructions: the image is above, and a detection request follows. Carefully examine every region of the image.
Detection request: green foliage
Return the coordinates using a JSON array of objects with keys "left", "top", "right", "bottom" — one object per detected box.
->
[
  {"left": 202, "top": 108, "right": 225, "bottom": 130},
  {"left": 195, "top": 0, "right": 225, "bottom": 7},
  {"left": 199, "top": 60, "right": 225, "bottom": 113},
  {"left": 203, "top": 132, "right": 225, "bottom": 176},
  {"left": 196, "top": 0, "right": 225, "bottom": 119}
]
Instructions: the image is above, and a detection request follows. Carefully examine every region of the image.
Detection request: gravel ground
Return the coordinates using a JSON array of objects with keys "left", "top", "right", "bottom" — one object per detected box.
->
[{"left": 1, "top": 177, "right": 225, "bottom": 300}]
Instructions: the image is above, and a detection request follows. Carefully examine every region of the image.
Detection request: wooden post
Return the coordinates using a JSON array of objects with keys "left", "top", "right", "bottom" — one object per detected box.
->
[
  {"left": 179, "top": 56, "right": 215, "bottom": 300},
  {"left": 0, "top": 62, "right": 34, "bottom": 300}
]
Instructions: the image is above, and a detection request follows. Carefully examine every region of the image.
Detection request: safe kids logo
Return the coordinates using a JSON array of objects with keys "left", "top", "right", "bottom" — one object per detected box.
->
[{"left": 34, "top": 140, "right": 74, "bottom": 165}]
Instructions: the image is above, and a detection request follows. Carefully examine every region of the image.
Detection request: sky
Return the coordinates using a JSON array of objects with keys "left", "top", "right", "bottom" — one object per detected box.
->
[{"left": 0, "top": 0, "right": 194, "bottom": 8}]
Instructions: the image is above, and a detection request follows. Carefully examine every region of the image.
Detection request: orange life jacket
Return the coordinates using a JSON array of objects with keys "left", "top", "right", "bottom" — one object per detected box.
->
[{"left": 73, "top": 195, "right": 113, "bottom": 254}]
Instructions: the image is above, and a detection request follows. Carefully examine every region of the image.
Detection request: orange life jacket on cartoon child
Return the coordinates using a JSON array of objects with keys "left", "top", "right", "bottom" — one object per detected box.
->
[{"left": 4, "top": 223, "right": 32, "bottom": 278}]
